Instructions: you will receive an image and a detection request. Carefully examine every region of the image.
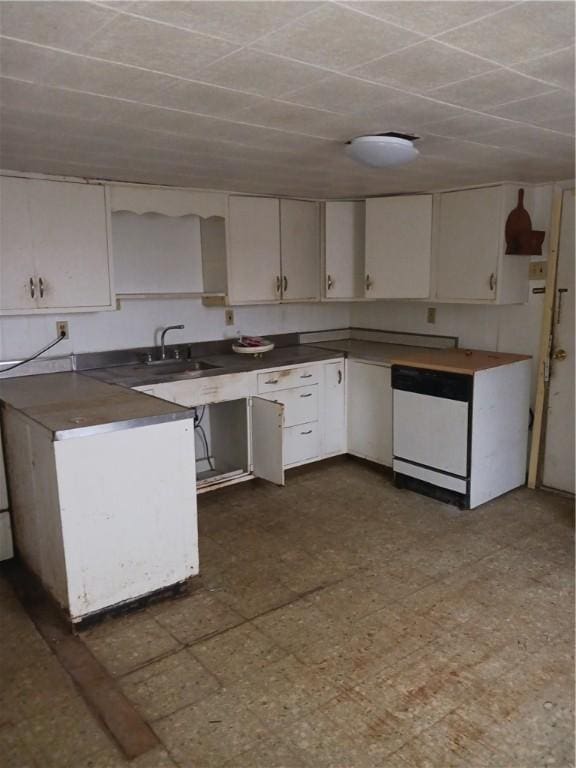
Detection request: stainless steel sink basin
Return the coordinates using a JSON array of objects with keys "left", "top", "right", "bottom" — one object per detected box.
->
[{"left": 136, "top": 359, "right": 220, "bottom": 377}]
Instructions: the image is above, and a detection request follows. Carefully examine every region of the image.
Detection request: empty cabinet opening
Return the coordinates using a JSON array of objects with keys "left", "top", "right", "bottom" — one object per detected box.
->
[{"left": 194, "top": 400, "right": 249, "bottom": 490}]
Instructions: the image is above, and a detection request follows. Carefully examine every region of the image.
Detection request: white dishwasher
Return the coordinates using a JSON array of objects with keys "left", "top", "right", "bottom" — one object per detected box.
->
[{"left": 392, "top": 365, "right": 473, "bottom": 508}]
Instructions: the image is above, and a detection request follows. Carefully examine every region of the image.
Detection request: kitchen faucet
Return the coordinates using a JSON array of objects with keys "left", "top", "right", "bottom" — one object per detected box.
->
[{"left": 160, "top": 325, "right": 185, "bottom": 360}]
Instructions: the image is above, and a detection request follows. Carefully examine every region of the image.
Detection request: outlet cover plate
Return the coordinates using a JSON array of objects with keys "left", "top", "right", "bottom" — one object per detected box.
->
[{"left": 529, "top": 260, "right": 547, "bottom": 280}]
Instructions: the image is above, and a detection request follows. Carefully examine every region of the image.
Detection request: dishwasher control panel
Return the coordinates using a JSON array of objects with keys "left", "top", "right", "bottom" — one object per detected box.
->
[{"left": 391, "top": 365, "right": 472, "bottom": 402}]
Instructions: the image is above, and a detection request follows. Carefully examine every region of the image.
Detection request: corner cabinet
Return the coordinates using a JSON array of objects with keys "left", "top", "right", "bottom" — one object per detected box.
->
[
  {"left": 347, "top": 360, "right": 393, "bottom": 466},
  {"left": 364, "top": 194, "right": 432, "bottom": 299},
  {"left": 0, "top": 176, "right": 114, "bottom": 314},
  {"left": 432, "top": 184, "right": 531, "bottom": 304},
  {"left": 323, "top": 201, "right": 365, "bottom": 300}
]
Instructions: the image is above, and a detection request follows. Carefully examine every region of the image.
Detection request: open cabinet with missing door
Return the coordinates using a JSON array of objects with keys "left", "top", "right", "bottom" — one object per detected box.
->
[{"left": 194, "top": 397, "right": 285, "bottom": 492}]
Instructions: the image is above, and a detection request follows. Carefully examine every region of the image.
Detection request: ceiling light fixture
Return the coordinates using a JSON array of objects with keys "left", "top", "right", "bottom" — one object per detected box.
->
[{"left": 345, "top": 132, "right": 420, "bottom": 168}]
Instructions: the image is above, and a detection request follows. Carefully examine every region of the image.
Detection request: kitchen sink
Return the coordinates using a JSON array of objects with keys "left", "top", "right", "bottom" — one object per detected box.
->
[{"left": 135, "top": 359, "right": 221, "bottom": 377}]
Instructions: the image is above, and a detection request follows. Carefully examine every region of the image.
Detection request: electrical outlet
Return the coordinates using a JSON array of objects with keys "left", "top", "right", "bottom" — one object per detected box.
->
[
  {"left": 56, "top": 321, "right": 69, "bottom": 339},
  {"left": 529, "top": 260, "right": 547, "bottom": 280},
  {"left": 225, "top": 309, "right": 234, "bottom": 326},
  {"left": 427, "top": 307, "right": 436, "bottom": 324}
]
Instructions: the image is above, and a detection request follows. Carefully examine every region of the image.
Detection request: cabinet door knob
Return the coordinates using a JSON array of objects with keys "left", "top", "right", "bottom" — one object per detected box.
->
[
  {"left": 365, "top": 274, "right": 373, "bottom": 291},
  {"left": 327, "top": 274, "right": 334, "bottom": 291},
  {"left": 283, "top": 275, "right": 288, "bottom": 293},
  {"left": 39, "top": 276, "right": 45, "bottom": 299},
  {"left": 489, "top": 272, "right": 496, "bottom": 292},
  {"left": 275, "top": 275, "right": 281, "bottom": 295},
  {"left": 29, "top": 277, "right": 35, "bottom": 299},
  {"left": 337, "top": 369, "right": 342, "bottom": 384}
]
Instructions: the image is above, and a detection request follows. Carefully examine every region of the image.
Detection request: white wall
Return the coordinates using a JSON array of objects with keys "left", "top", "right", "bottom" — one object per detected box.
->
[{"left": 0, "top": 299, "right": 351, "bottom": 360}]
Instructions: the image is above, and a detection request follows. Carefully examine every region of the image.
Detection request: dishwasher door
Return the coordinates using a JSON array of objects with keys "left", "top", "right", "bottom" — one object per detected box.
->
[{"left": 393, "top": 389, "right": 469, "bottom": 477}]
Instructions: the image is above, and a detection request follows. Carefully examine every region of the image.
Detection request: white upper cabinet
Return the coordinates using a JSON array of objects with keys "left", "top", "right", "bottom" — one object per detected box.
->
[
  {"left": 0, "top": 177, "right": 36, "bottom": 311},
  {"left": 323, "top": 201, "right": 365, "bottom": 300},
  {"left": 280, "top": 199, "right": 320, "bottom": 302},
  {"left": 364, "top": 194, "right": 432, "bottom": 299},
  {"left": 433, "top": 184, "right": 531, "bottom": 304},
  {"left": 227, "top": 196, "right": 281, "bottom": 304},
  {"left": 0, "top": 176, "right": 113, "bottom": 313}
]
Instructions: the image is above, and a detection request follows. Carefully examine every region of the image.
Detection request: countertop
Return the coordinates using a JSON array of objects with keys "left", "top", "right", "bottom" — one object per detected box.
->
[
  {"left": 84, "top": 345, "right": 344, "bottom": 388},
  {"left": 309, "top": 339, "right": 434, "bottom": 366},
  {"left": 390, "top": 347, "right": 531, "bottom": 374},
  {"left": 0, "top": 372, "right": 193, "bottom": 439},
  {"left": 0, "top": 346, "right": 344, "bottom": 439},
  {"left": 0, "top": 342, "right": 529, "bottom": 439}
]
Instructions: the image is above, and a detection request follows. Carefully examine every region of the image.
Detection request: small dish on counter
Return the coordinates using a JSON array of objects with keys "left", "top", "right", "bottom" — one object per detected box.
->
[{"left": 232, "top": 336, "right": 275, "bottom": 356}]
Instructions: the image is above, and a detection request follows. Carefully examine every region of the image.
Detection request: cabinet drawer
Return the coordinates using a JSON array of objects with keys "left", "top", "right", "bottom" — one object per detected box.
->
[
  {"left": 284, "top": 423, "right": 320, "bottom": 466},
  {"left": 257, "top": 366, "right": 319, "bottom": 393},
  {"left": 260, "top": 385, "right": 318, "bottom": 427}
]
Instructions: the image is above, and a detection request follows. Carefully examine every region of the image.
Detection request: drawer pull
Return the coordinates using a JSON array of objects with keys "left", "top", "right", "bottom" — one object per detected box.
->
[
  {"left": 300, "top": 373, "right": 313, "bottom": 379},
  {"left": 300, "top": 393, "right": 312, "bottom": 398},
  {"left": 265, "top": 379, "right": 279, "bottom": 385},
  {"left": 300, "top": 429, "right": 313, "bottom": 435}
]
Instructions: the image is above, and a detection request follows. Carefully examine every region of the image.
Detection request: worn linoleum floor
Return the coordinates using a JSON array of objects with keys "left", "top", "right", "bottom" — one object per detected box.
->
[{"left": 1, "top": 458, "right": 574, "bottom": 767}]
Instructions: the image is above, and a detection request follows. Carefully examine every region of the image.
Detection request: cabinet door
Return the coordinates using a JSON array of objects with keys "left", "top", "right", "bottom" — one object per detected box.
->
[
  {"left": 0, "top": 432, "right": 8, "bottom": 511},
  {"left": 30, "top": 181, "right": 112, "bottom": 309},
  {"left": 324, "top": 201, "right": 364, "bottom": 299},
  {"left": 280, "top": 199, "right": 320, "bottom": 301},
  {"left": 0, "top": 177, "right": 38, "bottom": 310},
  {"left": 365, "top": 195, "right": 432, "bottom": 299},
  {"left": 251, "top": 397, "right": 284, "bottom": 485},
  {"left": 227, "top": 196, "right": 281, "bottom": 304},
  {"left": 347, "top": 361, "right": 392, "bottom": 466},
  {"left": 435, "top": 187, "right": 501, "bottom": 301},
  {"left": 323, "top": 362, "right": 346, "bottom": 456}
]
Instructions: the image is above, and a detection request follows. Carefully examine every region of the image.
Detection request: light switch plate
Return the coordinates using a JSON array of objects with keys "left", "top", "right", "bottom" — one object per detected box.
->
[
  {"left": 225, "top": 309, "right": 234, "bottom": 326},
  {"left": 529, "top": 261, "right": 547, "bottom": 280},
  {"left": 427, "top": 307, "right": 436, "bottom": 324}
]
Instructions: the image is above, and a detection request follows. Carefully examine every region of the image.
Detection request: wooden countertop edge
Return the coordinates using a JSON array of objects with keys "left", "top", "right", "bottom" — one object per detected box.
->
[{"left": 389, "top": 353, "right": 531, "bottom": 375}]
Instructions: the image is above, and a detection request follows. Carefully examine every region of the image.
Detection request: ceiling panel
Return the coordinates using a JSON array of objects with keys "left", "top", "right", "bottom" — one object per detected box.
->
[
  {"left": 351, "top": 41, "right": 495, "bottom": 92},
  {"left": 84, "top": 12, "right": 239, "bottom": 77},
  {"left": 129, "top": 1, "right": 323, "bottom": 45},
  {"left": 337, "top": 2, "right": 516, "bottom": 37},
  {"left": 428, "top": 69, "right": 556, "bottom": 110},
  {"left": 192, "top": 48, "right": 329, "bottom": 97},
  {"left": 0, "top": 0, "right": 574, "bottom": 197},
  {"left": 252, "top": 4, "right": 424, "bottom": 71},
  {"left": 438, "top": 1, "right": 576, "bottom": 66},
  {"left": 512, "top": 47, "right": 575, "bottom": 91},
  {"left": 0, "top": 1, "right": 118, "bottom": 50}
]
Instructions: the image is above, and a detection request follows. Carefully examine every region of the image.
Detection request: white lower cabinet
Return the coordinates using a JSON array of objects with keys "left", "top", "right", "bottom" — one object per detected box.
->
[
  {"left": 323, "top": 361, "right": 346, "bottom": 456},
  {"left": 284, "top": 423, "right": 321, "bottom": 466},
  {"left": 347, "top": 360, "right": 393, "bottom": 466},
  {"left": 3, "top": 408, "right": 198, "bottom": 622},
  {"left": 136, "top": 359, "right": 346, "bottom": 490}
]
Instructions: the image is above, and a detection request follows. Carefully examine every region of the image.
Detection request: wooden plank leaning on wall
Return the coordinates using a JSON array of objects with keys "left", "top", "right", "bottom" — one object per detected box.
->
[{"left": 527, "top": 187, "right": 564, "bottom": 489}]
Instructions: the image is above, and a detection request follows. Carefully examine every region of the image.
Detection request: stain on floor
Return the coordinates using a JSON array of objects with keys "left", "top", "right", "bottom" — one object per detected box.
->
[{"left": 1, "top": 458, "right": 574, "bottom": 767}]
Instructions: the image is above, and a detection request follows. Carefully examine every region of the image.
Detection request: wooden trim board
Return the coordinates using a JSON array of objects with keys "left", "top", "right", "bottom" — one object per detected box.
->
[
  {"left": 527, "top": 187, "right": 564, "bottom": 489},
  {"left": 3, "top": 561, "right": 159, "bottom": 761}
]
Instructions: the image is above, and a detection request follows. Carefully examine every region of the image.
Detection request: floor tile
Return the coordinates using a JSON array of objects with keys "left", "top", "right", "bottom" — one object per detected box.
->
[
  {"left": 120, "top": 648, "right": 220, "bottom": 721},
  {"left": 83, "top": 612, "right": 181, "bottom": 676},
  {"left": 152, "top": 589, "right": 244, "bottom": 645},
  {"left": 190, "top": 622, "right": 287, "bottom": 685}
]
